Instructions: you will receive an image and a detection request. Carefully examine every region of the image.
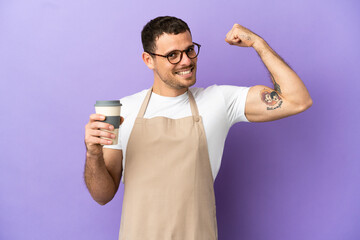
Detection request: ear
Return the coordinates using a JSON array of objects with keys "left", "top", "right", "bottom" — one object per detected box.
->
[{"left": 142, "top": 52, "right": 155, "bottom": 70}]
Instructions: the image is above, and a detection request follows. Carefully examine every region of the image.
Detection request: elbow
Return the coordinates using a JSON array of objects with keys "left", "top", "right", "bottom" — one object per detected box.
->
[
  {"left": 296, "top": 97, "right": 313, "bottom": 113},
  {"left": 305, "top": 97, "right": 313, "bottom": 110}
]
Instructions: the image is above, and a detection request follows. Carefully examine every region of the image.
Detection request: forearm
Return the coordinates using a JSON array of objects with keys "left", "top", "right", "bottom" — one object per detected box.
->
[
  {"left": 253, "top": 39, "right": 312, "bottom": 108},
  {"left": 84, "top": 151, "right": 117, "bottom": 205}
]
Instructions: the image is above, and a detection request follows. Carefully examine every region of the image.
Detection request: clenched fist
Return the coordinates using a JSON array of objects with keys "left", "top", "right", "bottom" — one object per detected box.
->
[{"left": 225, "top": 24, "right": 262, "bottom": 47}]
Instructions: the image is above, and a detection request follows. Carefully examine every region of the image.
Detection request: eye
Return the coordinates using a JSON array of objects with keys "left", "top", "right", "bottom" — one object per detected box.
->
[
  {"left": 186, "top": 46, "right": 194, "bottom": 53},
  {"left": 167, "top": 51, "right": 179, "bottom": 59}
]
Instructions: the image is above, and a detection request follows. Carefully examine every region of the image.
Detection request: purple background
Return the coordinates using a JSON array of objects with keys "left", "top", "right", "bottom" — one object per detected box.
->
[{"left": 1, "top": 0, "right": 359, "bottom": 239}]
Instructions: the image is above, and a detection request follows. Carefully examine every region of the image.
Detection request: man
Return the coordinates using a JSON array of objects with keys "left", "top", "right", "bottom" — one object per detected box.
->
[{"left": 84, "top": 16, "right": 312, "bottom": 239}]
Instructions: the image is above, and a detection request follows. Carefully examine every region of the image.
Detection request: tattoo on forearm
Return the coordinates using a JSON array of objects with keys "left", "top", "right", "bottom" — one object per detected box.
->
[
  {"left": 260, "top": 88, "right": 283, "bottom": 110},
  {"left": 274, "top": 82, "right": 281, "bottom": 94},
  {"left": 270, "top": 73, "right": 282, "bottom": 94}
]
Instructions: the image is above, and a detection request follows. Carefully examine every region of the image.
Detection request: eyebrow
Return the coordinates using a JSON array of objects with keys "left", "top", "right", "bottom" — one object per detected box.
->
[{"left": 164, "top": 43, "right": 195, "bottom": 55}]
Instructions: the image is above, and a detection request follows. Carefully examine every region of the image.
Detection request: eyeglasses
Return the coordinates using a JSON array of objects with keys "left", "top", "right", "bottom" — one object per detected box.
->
[{"left": 147, "top": 42, "right": 201, "bottom": 64}]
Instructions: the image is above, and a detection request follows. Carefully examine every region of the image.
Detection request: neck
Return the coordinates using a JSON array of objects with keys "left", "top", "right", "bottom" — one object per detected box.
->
[
  {"left": 152, "top": 79, "right": 188, "bottom": 97},
  {"left": 152, "top": 85, "right": 188, "bottom": 97}
]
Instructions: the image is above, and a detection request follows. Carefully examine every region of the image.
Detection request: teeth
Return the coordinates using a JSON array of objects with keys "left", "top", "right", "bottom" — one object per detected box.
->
[{"left": 177, "top": 69, "right": 192, "bottom": 75}]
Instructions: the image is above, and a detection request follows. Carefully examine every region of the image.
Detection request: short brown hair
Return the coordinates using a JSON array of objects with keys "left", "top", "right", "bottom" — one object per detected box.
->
[{"left": 141, "top": 16, "right": 191, "bottom": 53}]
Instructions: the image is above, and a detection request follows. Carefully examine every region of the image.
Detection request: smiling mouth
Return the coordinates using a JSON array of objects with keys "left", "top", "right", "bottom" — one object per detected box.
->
[{"left": 175, "top": 67, "right": 194, "bottom": 76}]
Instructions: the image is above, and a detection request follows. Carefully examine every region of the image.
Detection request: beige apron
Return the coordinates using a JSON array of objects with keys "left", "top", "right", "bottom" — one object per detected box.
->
[{"left": 119, "top": 88, "right": 218, "bottom": 240}]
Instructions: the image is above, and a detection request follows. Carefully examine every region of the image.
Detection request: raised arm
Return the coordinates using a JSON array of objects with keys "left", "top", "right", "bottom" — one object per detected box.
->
[
  {"left": 225, "top": 24, "right": 312, "bottom": 122},
  {"left": 84, "top": 114, "right": 123, "bottom": 205}
]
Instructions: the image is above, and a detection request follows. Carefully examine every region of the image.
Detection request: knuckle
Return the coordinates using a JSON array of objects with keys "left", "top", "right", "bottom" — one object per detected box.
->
[
  {"left": 94, "top": 137, "right": 101, "bottom": 144},
  {"left": 89, "top": 114, "right": 96, "bottom": 121},
  {"left": 90, "top": 113, "right": 103, "bottom": 122},
  {"left": 98, "top": 130, "right": 105, "bottom": 137},
  {"left": 87, "top": 123, "right": 95, "bottom": 130},
  {"left": 98, "top": 130, "right": 107, "bottom": 137},
  {"left": 85, "top": 136, "right": 95, "bottom": 145},
  {"left": 101, "top": 130, "right": 112, "bottom": 138},
  {"left": 92, "top": 122, "right": 104, "bottom": 130},
  {"left": 101, "top": 123, "right": 110, "bottom": 130},
  {"left": 99, "top": 138, "right": 107, "bottom": 145}
]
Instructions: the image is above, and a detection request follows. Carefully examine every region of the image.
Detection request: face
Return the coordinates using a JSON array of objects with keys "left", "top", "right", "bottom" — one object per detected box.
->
[
  {"left": 272, "top": 94, "right": 279, "bottom": 101},
  {"left": 149, "top": 31, "right": 198, "bottom": 93}
]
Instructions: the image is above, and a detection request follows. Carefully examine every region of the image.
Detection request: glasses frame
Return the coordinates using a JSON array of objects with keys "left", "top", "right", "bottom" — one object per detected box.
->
[{"left": 147, "top": 42, "right": 201, "bottom": 65}]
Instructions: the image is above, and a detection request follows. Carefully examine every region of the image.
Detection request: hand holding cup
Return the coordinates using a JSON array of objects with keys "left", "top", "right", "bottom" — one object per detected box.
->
[{"left": 85, "top": 100, "right": 122, "bottom": 156}]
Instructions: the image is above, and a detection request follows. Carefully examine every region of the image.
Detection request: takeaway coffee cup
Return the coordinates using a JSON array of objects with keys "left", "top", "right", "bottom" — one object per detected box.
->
[{"left": 94, "top": 100, "right": 122, "bottom": 145}]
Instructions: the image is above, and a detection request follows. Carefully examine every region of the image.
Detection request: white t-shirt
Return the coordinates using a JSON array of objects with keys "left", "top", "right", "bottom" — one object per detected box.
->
[{"left": 105, "top": 84, "right": 250, "bottom": 182}]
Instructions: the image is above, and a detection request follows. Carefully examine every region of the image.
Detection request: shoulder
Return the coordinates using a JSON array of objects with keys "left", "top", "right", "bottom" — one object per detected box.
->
[
  {"left": 120, "top": 89, "right": 148, "bottom": 116},
  {"left": 121, "top": 89, "right": 148, "bottom": 102}
]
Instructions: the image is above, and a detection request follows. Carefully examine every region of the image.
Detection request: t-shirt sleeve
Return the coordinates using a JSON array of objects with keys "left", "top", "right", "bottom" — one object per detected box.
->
[{"left": 217, "top": 85, "right": 250, "bottom": 126}]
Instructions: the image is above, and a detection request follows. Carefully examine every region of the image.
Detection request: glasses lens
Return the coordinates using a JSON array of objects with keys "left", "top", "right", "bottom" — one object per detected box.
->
[
  {"left": 186, "top": 45, "right": 199, "bottom": 59},
  {"left": 167, "top": 44, "right": 200, "bottom": 64},
  {"left": 167, "top": 51, "right": 181, "bottom": 64}
]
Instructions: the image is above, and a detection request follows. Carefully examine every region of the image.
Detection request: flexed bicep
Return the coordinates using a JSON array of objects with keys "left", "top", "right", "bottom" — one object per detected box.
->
[{"left": 244, "top": 85, "right": 305, "bottom": 122}]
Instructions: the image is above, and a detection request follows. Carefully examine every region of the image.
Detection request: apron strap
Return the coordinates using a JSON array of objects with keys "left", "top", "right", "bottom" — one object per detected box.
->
[
  {"left": 137, "top": 88, "right": 153, "bottom": 118},
  {"left": 137, "top": 88, "right": 200, "bottom": 118},
  {"left": 187, "top": 90, "right": 199, "bottom": 117}
]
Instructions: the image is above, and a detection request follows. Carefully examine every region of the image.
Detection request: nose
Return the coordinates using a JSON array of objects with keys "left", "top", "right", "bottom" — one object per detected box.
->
[{"left": 178, "top": 51, "right": 192, "bottom": 65}]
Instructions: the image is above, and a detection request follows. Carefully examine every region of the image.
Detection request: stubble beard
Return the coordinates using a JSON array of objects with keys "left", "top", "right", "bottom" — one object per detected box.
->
[{"left": 155, "top": 65, "right": 197, "bottom": 90}]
